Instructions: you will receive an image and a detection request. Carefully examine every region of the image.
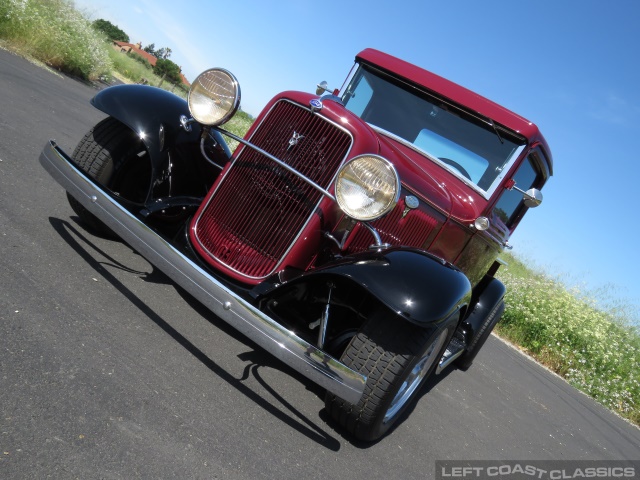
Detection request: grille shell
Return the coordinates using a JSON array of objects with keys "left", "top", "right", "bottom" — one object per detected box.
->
[{"left": 191, "top": 100, "right": 353, "bottom": 281}]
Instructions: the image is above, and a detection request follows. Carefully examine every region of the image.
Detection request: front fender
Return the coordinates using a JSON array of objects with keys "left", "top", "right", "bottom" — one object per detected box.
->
[
  {"left": 277, "top": 248, "right": 472, "bottom": 327},
  {"left": 91, "top": 85, "right": 229, "bottom": 168}
]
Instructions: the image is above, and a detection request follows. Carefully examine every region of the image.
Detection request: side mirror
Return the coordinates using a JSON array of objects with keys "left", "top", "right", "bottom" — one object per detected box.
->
[
  {"left": 523, "top": 188, "right": 543, "bottom": 208},
  {"left": 507, "top": 180, "right": 543, "bottom": 208}
]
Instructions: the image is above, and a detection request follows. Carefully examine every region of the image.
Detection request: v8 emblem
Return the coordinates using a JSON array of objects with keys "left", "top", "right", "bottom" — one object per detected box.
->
[{"left": 288, "top": 131, "right": 305, "bottom": 150}]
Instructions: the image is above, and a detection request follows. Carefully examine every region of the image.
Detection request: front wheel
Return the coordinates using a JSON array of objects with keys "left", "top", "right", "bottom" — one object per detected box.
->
[
  {"left": 67, "top": 116, "right": 150, "bottom": 237},
  {"left": 325, "top": 311, "right": 456, "bottom": 442}
]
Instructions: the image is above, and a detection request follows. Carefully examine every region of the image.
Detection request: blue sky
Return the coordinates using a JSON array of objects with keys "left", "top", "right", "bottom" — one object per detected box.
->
[{"left": 75, "top": 0, "right": 640, "bottom": 322}]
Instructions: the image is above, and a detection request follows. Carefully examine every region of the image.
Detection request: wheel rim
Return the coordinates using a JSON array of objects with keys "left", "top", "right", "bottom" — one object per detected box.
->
[{"left": 383, "top": 329, "right": 449, "bottom": 423}]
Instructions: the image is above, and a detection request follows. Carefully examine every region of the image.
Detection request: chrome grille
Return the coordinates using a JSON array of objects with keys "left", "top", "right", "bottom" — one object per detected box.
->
[{"left": 193, "top": 100, "right": 352, "bottom": 280}]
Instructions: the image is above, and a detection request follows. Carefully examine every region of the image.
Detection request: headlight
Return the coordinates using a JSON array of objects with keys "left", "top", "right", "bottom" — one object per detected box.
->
[
  {"left": 335, "top": 155, "right": 400, "bottom": 222},
  {"left": 188, "top": 68, "right": 241, "bottom": 126}
]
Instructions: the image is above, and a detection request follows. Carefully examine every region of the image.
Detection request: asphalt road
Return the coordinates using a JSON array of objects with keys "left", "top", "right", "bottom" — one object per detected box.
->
[{"left": 1, "top": 48, "right": 638, "bottom": 479}]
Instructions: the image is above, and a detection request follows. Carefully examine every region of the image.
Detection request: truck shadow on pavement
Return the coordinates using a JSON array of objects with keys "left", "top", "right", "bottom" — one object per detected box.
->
[{"left": 49, "top": 216, "right": 343, "bottom": 450}]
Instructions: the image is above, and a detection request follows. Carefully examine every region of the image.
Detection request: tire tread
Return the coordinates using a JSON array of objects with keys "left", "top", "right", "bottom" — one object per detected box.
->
[
  {"left": 326, "top": 312, "right": 450, "bottom": 441},
  {"left": 66, "top": 117, "right": 136, "bottom": 237}
]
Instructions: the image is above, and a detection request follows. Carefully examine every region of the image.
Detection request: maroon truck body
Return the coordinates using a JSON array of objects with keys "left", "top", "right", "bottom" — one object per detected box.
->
[{"left": 191, "top": 49, "right": 552, "bottom": 288}]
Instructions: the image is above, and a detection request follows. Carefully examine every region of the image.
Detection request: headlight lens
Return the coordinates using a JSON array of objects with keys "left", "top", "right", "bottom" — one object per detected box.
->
[
  {"left": 335, "top": 155, "right": 400, "bottom": 222},
  {"left": 188, "top": 68, "right": 240, "bottom": 126}
]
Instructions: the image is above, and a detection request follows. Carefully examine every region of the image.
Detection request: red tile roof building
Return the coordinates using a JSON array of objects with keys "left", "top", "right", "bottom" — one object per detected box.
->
[{"left": 112, "top": 41, "right": 190, "bottom": 87}]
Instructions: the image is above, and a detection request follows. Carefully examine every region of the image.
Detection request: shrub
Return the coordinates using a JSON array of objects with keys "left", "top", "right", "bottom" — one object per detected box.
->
[
  {"left": 92, "top": 18, "right": 129, "bottom": 43},
  {"left": 155, "top": 57, "right": 182, "bottom": 84}
]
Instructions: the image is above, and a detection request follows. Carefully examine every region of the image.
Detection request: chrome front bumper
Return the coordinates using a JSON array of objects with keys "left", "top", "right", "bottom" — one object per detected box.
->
[{"left": 39, "top": 140, "right": 366, "bottom": 404}]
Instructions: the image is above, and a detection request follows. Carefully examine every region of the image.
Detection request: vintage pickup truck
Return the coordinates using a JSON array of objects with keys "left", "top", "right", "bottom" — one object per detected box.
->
[{"left": 40, "top": 48, "right": 552, "bottom": 441}]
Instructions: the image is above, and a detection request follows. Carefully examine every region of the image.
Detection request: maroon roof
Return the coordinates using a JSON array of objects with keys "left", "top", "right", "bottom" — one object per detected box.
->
[{"left": 356, "top": 49, "right": 537, "bottom": 139}]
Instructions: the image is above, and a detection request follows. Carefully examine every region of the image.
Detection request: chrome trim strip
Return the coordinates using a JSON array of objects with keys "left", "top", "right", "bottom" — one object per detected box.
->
[{"left": 39, "top": 140, "right": 366, "bottom": 404}]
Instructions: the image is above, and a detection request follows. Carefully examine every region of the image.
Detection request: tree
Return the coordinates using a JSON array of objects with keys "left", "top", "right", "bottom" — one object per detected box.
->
[
  {"left": 155, "top": 47, "right": 172, "bottom": 59},
  {"left": 144, "top": 45, "right": 172, "bottom": 60},
  {"left": 92, "top": 19, "right": 129, "bottom": 43},
  {"left": 143, "top": 43, "right": 156, "bottom": 56},
  {"left": 155, "top": 58, "right": 182, "bottom": 84}
]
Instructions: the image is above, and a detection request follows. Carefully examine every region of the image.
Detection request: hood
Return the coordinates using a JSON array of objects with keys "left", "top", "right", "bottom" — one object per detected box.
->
[{"left": 375, "top": 133, "right": 487, "bottom": 224}]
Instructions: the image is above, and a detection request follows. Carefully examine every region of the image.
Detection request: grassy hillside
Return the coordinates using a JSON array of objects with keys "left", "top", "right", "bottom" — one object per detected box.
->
[
  {"left": 2, "top": 0, "right": 637, "bottom": 429},
  {"left": 0, "top": 0, "right": 185, "bottom": 94},
  {"left": 0, "top": 0, "right": 111, "bottom": 79},
  {"left": 497, "top": 253, "right": 639, "bottom": 425}
]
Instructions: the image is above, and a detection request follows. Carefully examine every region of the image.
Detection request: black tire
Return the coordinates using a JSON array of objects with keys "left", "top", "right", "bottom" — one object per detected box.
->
[
  {"left": 67, "top": 116, "right": 149, "bottom": 237},
  {"left": 455, "top": 301, "right": 505, "bottom": 371},
  {"left": 325, "top": 311, "right": 456, "bottom": 442}
]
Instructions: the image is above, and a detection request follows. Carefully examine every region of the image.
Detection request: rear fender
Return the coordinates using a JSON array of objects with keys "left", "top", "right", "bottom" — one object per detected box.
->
[
  {"left": 461, "top": 277, "right": 506, "bottom": 345},
  {"left": 263, "top": 247, "right": 472, "bottom": 328}
]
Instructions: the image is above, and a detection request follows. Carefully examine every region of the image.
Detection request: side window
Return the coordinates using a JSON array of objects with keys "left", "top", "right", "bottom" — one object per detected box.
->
[{"left": 493, "top": 150, "right": 544, "bottom": 229}]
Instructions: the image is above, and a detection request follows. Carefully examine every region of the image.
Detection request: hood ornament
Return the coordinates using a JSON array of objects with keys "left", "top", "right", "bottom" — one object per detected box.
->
[{"left": 288, "top": 131, "right": 305, "bottom": 150}]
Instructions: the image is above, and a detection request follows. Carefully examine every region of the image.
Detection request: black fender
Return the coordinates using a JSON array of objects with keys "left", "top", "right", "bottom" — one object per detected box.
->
[
  {"left": 91, "top": 84, "right": 231, "bottom": 170},
  {"left": 461, "top": 276, "right": 506, "bottom": 346},
  {"left": 265, "top": 247, "right": 472, "bottom": 327}
]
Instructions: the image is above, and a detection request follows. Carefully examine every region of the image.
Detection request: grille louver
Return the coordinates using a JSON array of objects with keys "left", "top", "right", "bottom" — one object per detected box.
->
[{"left": 345, "top": 197, "right": 440, "bottom": 252}]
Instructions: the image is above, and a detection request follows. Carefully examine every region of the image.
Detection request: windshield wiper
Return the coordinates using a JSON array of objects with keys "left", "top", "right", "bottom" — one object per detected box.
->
[{"left": 488, "top": 119, "right": 504, "bottom": 144}]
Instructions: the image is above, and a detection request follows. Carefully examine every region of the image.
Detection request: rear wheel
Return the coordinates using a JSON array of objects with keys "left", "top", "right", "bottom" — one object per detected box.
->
[
  {"left": 67, "top": 116, "right": 150, "bottom": 237},
  {"left": 325, "top": 311, "right": 456, "bottom": 442}
]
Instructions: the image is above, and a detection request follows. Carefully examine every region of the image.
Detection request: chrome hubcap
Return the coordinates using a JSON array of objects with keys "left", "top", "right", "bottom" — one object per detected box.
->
[{"left": 383, "top": 329, "right": 448, "bottom": 423}]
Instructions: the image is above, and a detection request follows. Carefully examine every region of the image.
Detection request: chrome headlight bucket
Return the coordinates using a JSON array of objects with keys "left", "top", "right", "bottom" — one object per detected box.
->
[
  {"left": 188, "top": 68, "right": 241, "bottom": 126},
  {"left": 335, "top": 155, "right": 400, "bottom": 222}
]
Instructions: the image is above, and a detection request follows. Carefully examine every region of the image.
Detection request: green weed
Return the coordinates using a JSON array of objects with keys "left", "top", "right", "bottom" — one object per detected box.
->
[
  {"left": 219, "top": 110, "right": 254, "bottom": 152},
  {"left": 497, "top": 253, "right": 639, "bottom": 425},
  {"left": 0, "top": 0, "right": 111, "bottom": 79}
]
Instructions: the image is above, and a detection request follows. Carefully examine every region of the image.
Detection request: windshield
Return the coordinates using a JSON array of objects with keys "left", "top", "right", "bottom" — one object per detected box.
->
[{"left": 342, "top": 65, "right": 526, "bottom": 196}]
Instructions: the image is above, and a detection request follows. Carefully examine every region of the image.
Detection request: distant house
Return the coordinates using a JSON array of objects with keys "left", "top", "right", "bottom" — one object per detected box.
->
[{"left": 112, "top": 41, "right": 190, "bottom": 87}]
